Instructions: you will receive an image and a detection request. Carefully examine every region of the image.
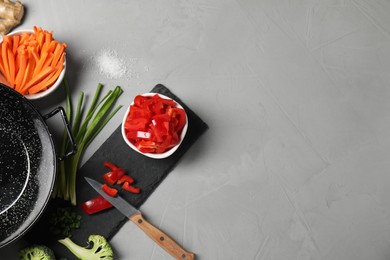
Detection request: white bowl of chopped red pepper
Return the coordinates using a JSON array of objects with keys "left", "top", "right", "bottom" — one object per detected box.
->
[{"left": 121, "top": 93, "right": 188, "bottom": 159}]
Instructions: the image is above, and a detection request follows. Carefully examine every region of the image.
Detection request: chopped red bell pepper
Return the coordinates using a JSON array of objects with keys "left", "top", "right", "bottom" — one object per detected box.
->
[
  {"left": 122, "top": 182, "right": 141, "bottom": 194},
  {"left": 104, "top": 161, "right": 120, "bottom": 171},
  {"left": 81, "top": 195, "right": 113, "bottom": 215},
  {"left": 102, "top": 161, "right": 126, "bottom": 185},
  {"left": 124, "top": 94, "right": 187, "bottom": 154},
  {"left": 117, "top": 175, "right": 134, "bottom": 185},
  {"left": 167, "top": 107, "right": 186, "bottom": 133},
  {"left": 103, "top": 170, "right": 125, "bottom": 185},
  {"left": 102, "top": 184, "right": 118, "bottom": 197}
]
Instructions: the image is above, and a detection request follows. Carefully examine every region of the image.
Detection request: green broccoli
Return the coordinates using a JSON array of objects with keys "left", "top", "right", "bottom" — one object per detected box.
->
[
  {"left": 58, "top": 234, "right": 113, "bottom": 260},
  {"left": 19, "top": 244, "right": 56, "bottom": 260}
]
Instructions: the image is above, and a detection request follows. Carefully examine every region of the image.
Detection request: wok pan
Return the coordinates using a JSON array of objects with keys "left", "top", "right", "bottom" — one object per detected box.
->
[{"left": 0, "top": 83, "right": 76, "bottom": 247}]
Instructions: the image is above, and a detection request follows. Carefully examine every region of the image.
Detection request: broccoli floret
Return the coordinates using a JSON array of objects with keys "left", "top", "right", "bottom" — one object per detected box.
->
[
  {"left": 19, "top": 244, "right": 56, "bottom": 260},
  {"left": 58, "top": 234, "right": 113, "bottom": 260}
]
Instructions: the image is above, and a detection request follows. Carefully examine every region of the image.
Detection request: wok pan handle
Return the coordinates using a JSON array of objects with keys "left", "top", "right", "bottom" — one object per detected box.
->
[{"left": 43, "top": 106, "right": 77, "bottom": 161}]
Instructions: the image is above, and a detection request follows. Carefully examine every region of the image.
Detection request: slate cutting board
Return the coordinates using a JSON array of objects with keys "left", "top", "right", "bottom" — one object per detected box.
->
[{"left": 25, "top": 84, "right": 208, "bottom": 259}]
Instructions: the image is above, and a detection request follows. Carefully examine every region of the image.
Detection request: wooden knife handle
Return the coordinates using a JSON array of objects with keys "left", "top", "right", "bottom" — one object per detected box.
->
[{"left": 130, "top": 212, "right": 195, "bottom": 260}]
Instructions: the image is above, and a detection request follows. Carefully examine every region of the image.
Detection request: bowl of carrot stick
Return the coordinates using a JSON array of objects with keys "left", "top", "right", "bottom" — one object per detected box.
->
[{"left": 0, "top": 26, "right": 67, "bottom": 100}]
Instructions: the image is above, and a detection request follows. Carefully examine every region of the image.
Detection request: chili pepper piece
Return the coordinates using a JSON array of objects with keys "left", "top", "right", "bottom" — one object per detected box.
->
[
  {"left": 81, "top": 195, "right": 113, "bottom": 215},
  {"left": 116, "top": 175, "right": 134, "bottom": 185},
  {"left": 102, "top": 184, "right": 118, "bottom": 197},
  {"left": 104, "top": 161, "right": 120, "bottom": 171},
  {"left": 122, "top": 182, "right": 141, "bottom": 194},
  {"left": 102, "top": 169, "right": 125, "bottom": 185}
]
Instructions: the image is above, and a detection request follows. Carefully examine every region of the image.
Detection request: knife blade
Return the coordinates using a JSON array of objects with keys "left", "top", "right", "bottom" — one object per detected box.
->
[{"left": 85, "top": 177, "right": 195, "bottom": 260}]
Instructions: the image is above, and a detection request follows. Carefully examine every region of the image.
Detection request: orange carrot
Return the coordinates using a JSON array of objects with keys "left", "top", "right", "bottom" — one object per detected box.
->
[
  {"left": 14, "top": 52, "right": 27, "bottom": 91},
  {"left": 12, "top": 35, "right": 19, "bottom": 55},
  {"left": 2, "top": 41, "right": 10, "bottom": 82},
  {"left": 0, "top": 48, "right": 6, "bottom": 78},
  {"left": 36, "top": 31, "right": 45, "bottom": 51},
  {"left": 42, "top": 52, "right": 54, "bottom": 68},
  {"left": 19, "top": 32, "right": 29, "bottom": 45},
  {"left": 19, "top": 58, "right": 35, "bottom": 94},
  {"left": 33, "top": 50, "right": 48, "bottom": 77},
  {"left": 1, "top": 27, "right": 66, "bottom": 95},
  {"left": 28, "top": 64, "right": 63, "bottom": 94},
  {"left": 51, "top": 43, "right": 63, "bottom": 66},
  {"left": 7, "top": 46, "right": 15, "bottom": 87},
  {"left": 22, "top": 65, "right": 54, "bottom": 92}
]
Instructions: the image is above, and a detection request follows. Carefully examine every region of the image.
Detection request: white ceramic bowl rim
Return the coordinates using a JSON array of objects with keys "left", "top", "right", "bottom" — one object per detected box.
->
[{"left": 121, "top": 92, "right": 188, "bottom": 159}]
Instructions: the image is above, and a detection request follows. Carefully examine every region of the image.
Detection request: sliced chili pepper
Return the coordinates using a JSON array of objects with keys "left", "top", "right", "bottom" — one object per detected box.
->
[
  {"left": 155, "top": 135, "right": 173, "bottom": 154},
  {"left": 134, "top": 95, "right": 147, "bottom": 107},
  {"left": 102, "top": 184, "right": 118, "bottom": 197},
  {"left": 129, "top": 105, "right": 152, "bottom": 119},
  {"left": 102, "top": 171, "right": 123, "bottom": 185},
  {"left": 125, "top": 117, "right": 149, "bottom": 132},
  {"left": 104, "top": 161, "right": 120, "bottom": 171},
  {"left": 103, "top": 161, "right": 126, "bottom": 185},
  {"left": 81, "top": 195, "right": 113, "bottom": 215},
  {"left": 135, "top": 140, "right": 157, "bottom": 153},
  {"left": 117, "top": 175, "right": 134, "bottom": 185},
  {"left": 168, "top": 107, "right": 186, "bottom": 132},
  {"left": 122, "top": 182, "right": 141, "bottom": 194}
]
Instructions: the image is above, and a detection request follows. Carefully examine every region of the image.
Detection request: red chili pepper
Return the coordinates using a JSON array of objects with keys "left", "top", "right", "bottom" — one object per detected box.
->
[
  {"left": 103, "top": 170, "right": 125, "bottom": 185},
  {"left": 81, "top": 195, "right": 113, "bottom": 215},
  {"left": 102, "top": 184, "right": 118, "bottom": 197},
  {"left": 122, "top": 182, "right": 141, "bottom": 194},
  {"left": 117, "top": 175, "right": 134, "bottom": 185},
  {"left": 104, "top": 161, "right": 120, "bottom": 171},
  {"left": 102, "top": 162, "right": 126, "bottom": 185}
]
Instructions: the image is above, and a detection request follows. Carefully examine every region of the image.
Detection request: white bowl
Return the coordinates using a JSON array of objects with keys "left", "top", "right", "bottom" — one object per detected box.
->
[
  {"left": 121, "top": 93, "right": 188, "bottom": 159},
  {"left": 5, "top": 29, "right": 66, "bottom": 100}
]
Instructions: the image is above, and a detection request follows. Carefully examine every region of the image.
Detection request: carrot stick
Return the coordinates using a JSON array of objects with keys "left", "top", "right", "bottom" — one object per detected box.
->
[
  {"left": 22, "top": 66, "right": 54, "bottom": 92},
  {"left": 2, "top": 35, "right": 11, "bottom": 46},
  {"left": 33, "top": 50, "right": 48, "bottom": 77},
  {"left": 51, "top": 43, "right": 64, "bottom": 67},
  {"left": 0, "top": 47, "right": 6, "bottom": 78},
  {"left": 55, "top": 52, "right": 65, "bottom": 68},
  {"left": 36, "top": 31, "right": 44, "bottom": 51},
  {"left": 40, "top": 41, "right": 49, "bottom": 55},
  {"left": 7, "top": 46, "right": 15, "bottom": 87},
  {"left": 20, "top": 32, "right": 29, "bottom": 45},
  {"left": 42, "top": 52, "right": 54, "bottom": 68},
  {"left": 47, "top": 41, "right": 57, "bottom": 53},
  {"left": 44, "top": 31, "right": 52, "bottom": 46},
  {"left": 28, "top": 64, "right": 63, "bottom": 94},
  {"left": 15, "top": 49, "right": 22, "bottom": 72},
  {"left": 19, "top": 58, "right": 35, "bottom": 94},
  {"left": 0, "top": 61, "right": 5, "bottom": 79},
  {"left": 2, "top": 42, "right": 10, "bottom": 83},
  {"left": 14, "top": 52, "right": 27, "bottom": 91},
  {"left": 12, "top": 35, "right": 20, "bottom": 55}
]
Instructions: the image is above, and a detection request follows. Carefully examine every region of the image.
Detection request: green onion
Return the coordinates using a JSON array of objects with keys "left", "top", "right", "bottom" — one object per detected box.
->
[
  {"left": 53, "top": 79, "right": 123, "bottom": 205},
  {"left": 49, "top": 207, "right": 81, "bottom": 237}
]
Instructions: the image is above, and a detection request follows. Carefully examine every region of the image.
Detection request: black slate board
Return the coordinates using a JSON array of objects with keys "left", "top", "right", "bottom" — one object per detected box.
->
[{"left": 25, "top": 84, "right": 208, "bottom": 259}]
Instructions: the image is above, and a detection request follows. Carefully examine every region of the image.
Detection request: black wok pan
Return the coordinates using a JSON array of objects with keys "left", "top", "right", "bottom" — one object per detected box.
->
[{"left": 0, "top": 83, "right": 76, "bottom": 247}]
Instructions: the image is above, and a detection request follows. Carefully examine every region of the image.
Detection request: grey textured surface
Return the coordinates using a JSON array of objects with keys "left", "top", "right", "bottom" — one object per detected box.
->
[{"left": 1, "top": 0, "right": 390, "bottom": 259}]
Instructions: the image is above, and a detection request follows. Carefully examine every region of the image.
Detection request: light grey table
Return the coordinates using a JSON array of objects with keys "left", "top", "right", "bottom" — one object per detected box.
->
[{"left": 1, "top": 0, "right": 390, "bottom": 259}]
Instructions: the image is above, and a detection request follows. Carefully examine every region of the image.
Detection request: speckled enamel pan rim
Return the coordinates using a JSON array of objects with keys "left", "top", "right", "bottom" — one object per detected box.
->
[{"left": 0, "top": 84, "right": 57, "bottom": 248}]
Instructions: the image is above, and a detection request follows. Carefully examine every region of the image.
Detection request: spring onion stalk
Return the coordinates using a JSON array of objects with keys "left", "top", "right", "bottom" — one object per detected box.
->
[
  {"left": 54, "top": 81, "right": 123, "bottom": 205},
  {"left": 53, "top": 79, "right": 73, "bottom": 198}
]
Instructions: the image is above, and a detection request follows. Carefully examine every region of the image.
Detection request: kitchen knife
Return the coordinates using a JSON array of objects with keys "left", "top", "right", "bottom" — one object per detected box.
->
[{"left": 85, "top": 177, "right": 195, "bottom": 260}]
